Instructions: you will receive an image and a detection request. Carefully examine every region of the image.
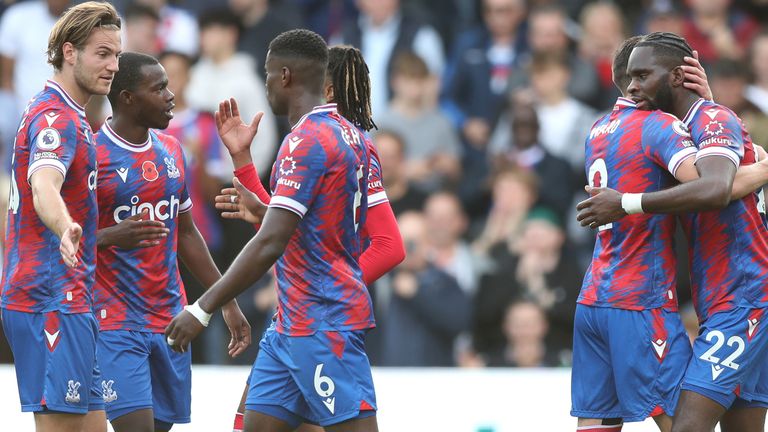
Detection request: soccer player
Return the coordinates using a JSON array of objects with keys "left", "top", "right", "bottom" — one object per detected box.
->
[
  {"left": 0, "top": 3, "right": 120, "bottom": 432},
  {"left": 577, "top": 32, "right": 768, "bottom": 432},
  {"left": 165, "top": 29, "right": 380, "bottom": 431},
  {"left": 92, "top": 52, "right": 251, "bottom": 432},
  {"left": 213, "top": 45, "right": 404, "bottom": 432}
]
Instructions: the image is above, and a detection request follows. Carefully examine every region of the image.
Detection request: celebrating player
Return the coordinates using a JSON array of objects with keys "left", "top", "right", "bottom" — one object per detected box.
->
[
  {"left": 165, "top": 29, "right": 380, "bottom": 431},
  {"left": 0, "top": 3, "right": 120, "bottom": 432},
  {"left": 578, "top": 32, "right": 768, "bottom": 432},
  {"left": 92, "top": 52, "right": 250, "bottom": 432},
  {"left": 214, "top": 45, "right": 404, "bottom": 432}
]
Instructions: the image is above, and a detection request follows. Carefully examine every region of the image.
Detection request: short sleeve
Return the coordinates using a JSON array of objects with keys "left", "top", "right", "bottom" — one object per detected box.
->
[
  {"left": 179, "top": 148, "right": 193, "bottom": 213},
  {"left": 27, "top": 109, "right": 79, "bottom": 182},
  {"left": 691, "top": 106, "right": 745, "bottom": 168},
  {"left": 269, "top": 136, "right": 328, "bottom": 218},
  {"left": 366, "top": 142, "right": 388, "bottom": 208},
  {"left": 642, "top": 113, "right": 697, "bottom": 177}
]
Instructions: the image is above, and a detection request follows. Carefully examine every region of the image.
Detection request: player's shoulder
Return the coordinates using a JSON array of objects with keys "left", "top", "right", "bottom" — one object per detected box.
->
[
  {"left": 644, "top": 110, "right": 688, "bottom": 133},
  {"left": 151, "top": 129, "right": 181, "bottom": 147}
]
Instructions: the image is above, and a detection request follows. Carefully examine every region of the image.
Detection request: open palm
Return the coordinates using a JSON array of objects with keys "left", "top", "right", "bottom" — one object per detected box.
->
[{"left": 214, "top": 98, "right": 264, "bottom": 156}]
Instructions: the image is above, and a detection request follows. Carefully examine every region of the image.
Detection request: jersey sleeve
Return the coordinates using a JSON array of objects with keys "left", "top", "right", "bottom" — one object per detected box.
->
[
  {"left": 177, "top": 139, "right": 193, "bottom": 213},
  {"left": 26, "top": 109, "right": 79, "bottom": 182},
  {"left": 268, "top": 137, "right": 328, "bottom": 218},
  {"left": 692, "top": 106, "right": 745, "bottom": 167},
  {"left": 642, "top": 113, "right": 697, "bottom": 177},
  {"left": 366, "top": 142, "right": 387, "bottom": 208}
]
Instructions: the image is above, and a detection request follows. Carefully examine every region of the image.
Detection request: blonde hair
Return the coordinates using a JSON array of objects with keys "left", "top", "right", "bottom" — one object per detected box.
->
[{"left": 47, "top": 1, "right": 121, "bottom": 71}]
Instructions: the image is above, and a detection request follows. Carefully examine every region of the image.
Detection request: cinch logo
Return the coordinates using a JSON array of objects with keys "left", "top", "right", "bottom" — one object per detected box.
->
[
  {"left": 88, "top": 170, "right": 97, "bottom": 191},
  {"left": 113, "top": 195, "right": 180, "bottom": 223}
]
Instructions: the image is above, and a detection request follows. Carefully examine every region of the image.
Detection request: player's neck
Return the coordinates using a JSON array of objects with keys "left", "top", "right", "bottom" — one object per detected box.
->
[
  {"left": 288, "top": 92, "right": 324, "bottom": 127},
  {"left": 109, "top": 114, "right": 150, "bottom": 144},
  {"left": 672, "top": 91, "right": 701, "bottom": 121},
  {"left": 50, "top": 72, "right": 90, "bottom": 108}
]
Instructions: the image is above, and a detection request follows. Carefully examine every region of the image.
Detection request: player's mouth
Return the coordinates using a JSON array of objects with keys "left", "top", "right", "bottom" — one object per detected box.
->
[
  {"left": 164, "top": 103, "right": 175, "bottom": 119},
  {"left": 631, "top": 97, "right": 650, "bottom": 110}
]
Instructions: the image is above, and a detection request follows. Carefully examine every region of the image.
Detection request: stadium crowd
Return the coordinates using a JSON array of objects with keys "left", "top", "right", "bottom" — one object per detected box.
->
[{"left": 1, "top": 0, "right": 767, "bottom": 369}]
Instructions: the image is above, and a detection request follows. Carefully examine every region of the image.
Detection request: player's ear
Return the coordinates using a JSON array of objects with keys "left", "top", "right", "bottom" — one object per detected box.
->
[
  {"left": 281, "top": 67, "right": 291, "bottom": 87},
  {"left": 119, "top": 89, "right": 132, "bottom": 106},
  {"left": 670, "top": 65, "right": 685, "bottom": 88},
  {"left": 62, "top": 42, "right": 77, "bottom": 67}
]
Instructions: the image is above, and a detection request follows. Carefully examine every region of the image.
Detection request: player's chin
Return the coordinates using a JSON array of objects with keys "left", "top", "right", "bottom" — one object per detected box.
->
[{"left": 93, "top": 78, "right": 114, "bottom": 95}]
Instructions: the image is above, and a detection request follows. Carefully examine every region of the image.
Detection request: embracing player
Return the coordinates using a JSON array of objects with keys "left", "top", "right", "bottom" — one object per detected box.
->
[
  {"left": 92, "top": 52, "right": 250, "bottom": 432},
  {"left": 0, "top": 3, "right": 120, "bottom": 432},
  {"left": 578, "top": 32, "right": 768, "bottom": 432}
]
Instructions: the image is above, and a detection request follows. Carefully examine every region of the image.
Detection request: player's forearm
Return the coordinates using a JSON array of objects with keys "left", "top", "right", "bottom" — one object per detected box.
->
[
  {"left": 31, "top": 180, "right": 73, "bottom": 238},
  {"left": 196, "top": 234, "right": 284, "bottom": 313},
  {"left": 732, "top": 163, "right": 768, "bottom": 200},
  {"left": 641, "top": 176, "right": 732, "bottom": 213},
  {"left": 178, "top": 220, "right": 222, "bottom": 289}
]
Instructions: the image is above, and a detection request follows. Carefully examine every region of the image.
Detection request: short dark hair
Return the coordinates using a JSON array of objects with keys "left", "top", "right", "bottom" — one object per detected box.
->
[
  {"left": 635, "top": 32, "right": 694, "bottom": 69},
  {"left": 613, "top": 35, "right": 645, "bottom": 91},
  {"left": 124, "top": 3, "right": 160, "bottom": 23},
  {"left": 158, "top": 50, "right": 193, "bottom": 68},
  {"left": 107, "top": 52, "right": 159, "bottom": 106},
  {"left": 198, "top": 8, "right": 242, "bottom": 36},
  {"left": 268, "top": 29, "right": 328, "bottom": 90}
]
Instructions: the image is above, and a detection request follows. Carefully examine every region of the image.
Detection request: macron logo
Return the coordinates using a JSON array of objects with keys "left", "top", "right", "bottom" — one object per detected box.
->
[
  {"left": 288, "top": 136, "right": 303, "bottom": 153},
  {"left": 711, "top": 364, "right": 725, "bottom": 380},
  {"left": 323, "top": 397, "right": 336, "bottom": 414},
  {"left": 704, "top": 108, "right": 720, "bottom": 120},
  {"left": 45, "top": 330, "right": 60, "bottom": 351},
  {"left": 44, "top": 112, "right": 60, "bottom": 126},
  {"left": 116, "top": 168, "right": 129, "bottom": 183},
  {"left": 749, "top": 319, "right": 759, "bottom": 339},
  {"left": 652, "top": 339, "right": 667, "bottom": 359}
]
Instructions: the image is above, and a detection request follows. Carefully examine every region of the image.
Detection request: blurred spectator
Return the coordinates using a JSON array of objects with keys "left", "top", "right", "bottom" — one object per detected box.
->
[
  {"left": 681, "top": 0, "right": 759, "bottom": 65},
  {"left": 230, "top": 0, "right": 297, "bottom": 79},
  {"left": 472, "top": 169, "right": 537, "bottom": 256},
  {"left": 473, "top": 208, "right": 580, "bottom": 361},
  {"left": 424, "top": 191, "right": 485, "bottom": 296},
  {"left": 137, "top": 0, "right": 200, "bottom": 57},
  {"left": 509, "top": 5, "right": 600, "bottom": 108},
  {"left": 488, "top": 93, "right": 576, "bottom": 220},
  {"left": 160, "top": 51, "right": 228, "bottom": 254},
  {"left": 578, "top": 1, "right": 625, "bottom": 109},
  {"left": 376, "top": 52, "right": 461, "bottom": 191},
  {"left": 186, "top": 8, "right": 277, "bottom": 175},
  {"left": 340, "top": 0, "right": 445, "bottom": 116},
  {"left": 441, "top": 0, "right": 528, "bottom": 149},
  {"left": 0, "top": 0, "right": 70, "bottom": 113},
  {"left": 529, "top": 53, "right": 596, "bottom": 172},
  {"left": 747, "top": 31, "right": 768, "bottom": 116},
  {"left": 374, "top": 130, "right": 428, "bottom": 215},
  {"left": 485, "top": 300, "right": 559, "bottom": 367},
  {"left": 122, "top": 3, "right": 161, "bottom": 56},
  {"left": 295, "top": 0, "right": 358, "bottom": 41},
  {"left": 380, "top": 211, "right": 470, "bottom": 366},
  {"left": 709, "top": 59, "right": 768, "bottom": 147},
  {"left": 638, "top": 1, "right": 684, "bottom": 35}
]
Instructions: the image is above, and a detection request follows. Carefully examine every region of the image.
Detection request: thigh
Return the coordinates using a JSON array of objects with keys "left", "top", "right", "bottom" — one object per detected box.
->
[
  {"left": 148, "top": 332, "right": 192, "bottom": 425},
  {"left": 719, "top": 406, "right": 767, "bottom": 432},
  {"left": 682, "top": 308, "right": 768, "bottom": 409},
  {"left": 6, "top": 310, "right": 98, "bottom": 414},
  {"left": 285, "top": 330, "right": 377, "bottom": 427},
  {"left": 570, "top": 305, "right": 620, "bottom": 420},
  {"left": 610, "top": 308, "right": 692, "bottom": 421},
  {"left": 98, "top": 331, "right": 153, "bottom": 420}
]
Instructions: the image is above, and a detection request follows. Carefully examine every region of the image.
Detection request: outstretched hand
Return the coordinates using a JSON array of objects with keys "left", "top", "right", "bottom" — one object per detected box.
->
[
  {"left": 214, "top": 98, "right": 264, "bottom": 158},
  {"left": 576, "top": 186, "right": 626, "bottom": 228},
  {"left": 59, "top": 221, "right": 82, "bottom": 268},
  {"left": 98, "top": 210, "right": 169, "bottom": 249},
  {"left": 214, "top": 177, "right": 267, "bottom": 224}
]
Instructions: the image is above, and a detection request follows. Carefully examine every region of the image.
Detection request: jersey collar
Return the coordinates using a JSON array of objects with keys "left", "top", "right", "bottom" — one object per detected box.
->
[
  {"left": 614, "top": 97, "right": 636, "bottom": 110},
  {"left": 45, "top": 80, "right": 86, "bottom": 118},
  {"left": 682, "top": 98, "right": 706, "bottom": 127},
  {"left": 291, "top": 103, "right": 338, "bottom": 131},
  {"left": 101, "top": 119, "right": 153, "bottom": 153}
]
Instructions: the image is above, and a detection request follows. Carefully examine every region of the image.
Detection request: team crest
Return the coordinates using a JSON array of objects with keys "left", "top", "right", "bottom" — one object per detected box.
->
[
  {"left": 672, "top": 120, "right": 690, "bottom": 138},
  {"left": 279, "top": 157, "right": 297, "bottom": 176},
  {"left": 65, "top": 380, "right": 81, "bottom": 404},
  {"left": 102, "top": 380, "right": 118, "bottom": 403},
  {"left": 142, "top": 160, "right": 159, "bottom": 182},
  {"left": 36, "top": 128, "right": 61, "bottom": 150},
  {"left": 705, "top": 121, "right": 724, "bottom": 136},
  {"left": 164, "top": 157, "right": 180, "bottom": 179}
]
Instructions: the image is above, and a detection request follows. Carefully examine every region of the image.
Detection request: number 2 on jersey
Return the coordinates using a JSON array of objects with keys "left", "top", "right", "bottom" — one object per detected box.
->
[
  {"left": 588, "top": 158, "right": 612, "bottom": 231},
  {"left": 352, "top": 164, "right": 364, "bottom": 232}
]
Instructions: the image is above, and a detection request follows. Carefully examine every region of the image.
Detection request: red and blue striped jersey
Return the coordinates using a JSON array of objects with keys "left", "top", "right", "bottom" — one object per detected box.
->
[
  {"left": 364, "top": 131, "right": 387, "bottom": 209},
  {"left": 92, "top": 122, "right": 192, "bottom": 332},
  {"left": 1, "top": 80, "right": 98, "bottom": 314},
  {"left": 579, "top": 98, "right": 697, "bottom": 310},
  {"left": 268, "top": 104, "right": 372, "bottom": 336},
  {"left": 679, "top": 98, "right": 768, "bottom": 321}
]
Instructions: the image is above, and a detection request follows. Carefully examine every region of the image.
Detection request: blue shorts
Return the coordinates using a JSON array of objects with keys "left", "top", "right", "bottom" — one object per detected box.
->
[
  {"left": 571, "top": 305, "right": 692, "bottom": 422},
  {"left": 97, "top": 330, "right": 191, "bottom": 424},
  {"left": 682, "top": 307, "right": 768, "bottom": 408},
  {"left": 245, "top": 324, "right": 377, "bottom": 427},
  {"left": 1, "top": 308, "right": 103, "bottom": 414}
]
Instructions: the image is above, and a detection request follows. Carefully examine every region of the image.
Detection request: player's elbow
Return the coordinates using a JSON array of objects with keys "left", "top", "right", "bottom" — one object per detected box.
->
[{"left": 699, "top": 180, "right": 732, "bottom": 209}]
